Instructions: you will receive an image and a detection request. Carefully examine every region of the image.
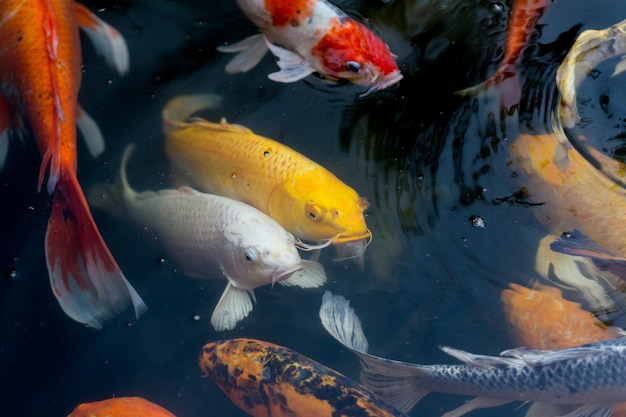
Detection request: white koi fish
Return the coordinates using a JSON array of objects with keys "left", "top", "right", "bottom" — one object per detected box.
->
[
  {"left": 219, "top": 0, "right": 402, "bottom": 94},
  {"left": 89, "top": 145, "right": 326, "bottom": 331},
  {"left": 320, "top": 291, "right": 626, "bottom": 417}
]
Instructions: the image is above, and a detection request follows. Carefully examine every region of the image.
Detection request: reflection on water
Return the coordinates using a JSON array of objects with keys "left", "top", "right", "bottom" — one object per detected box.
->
[{"left": 1, "top": 0, "right": 625, "bottom": 416}]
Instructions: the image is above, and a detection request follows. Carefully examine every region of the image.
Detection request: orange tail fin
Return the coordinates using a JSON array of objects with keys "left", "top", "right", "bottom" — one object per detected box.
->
[{"left": 46, "top": 169, "right": 147, "bottom": 328}]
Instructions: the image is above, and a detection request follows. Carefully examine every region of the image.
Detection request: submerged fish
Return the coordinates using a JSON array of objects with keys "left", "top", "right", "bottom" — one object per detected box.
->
[
  {"left": 0, "top": 0, "right": 145, "bottom": 328},
  {"left": 67, "top": 397, "right": 175, "bottom": 417},
  {"left": 89, "top": 145, "right": 326, "bottom": 331},
  {"left": 218, "top": 0, "right": 402, "bottom": 94},
  {"left": 556, "top": 17, "right": 626, "bottom": 127},
  {"left": 199, "top": 338, "right": 408, "bottom": 417},
  {"left": 457, "top": 0, "right": 552, "bottom": 107},
  {"left": 320, "top": 291, "right": 626, "bottom": 417},
  {"left": 509, "top": 131, "right": 626, "bottom": 312},
  {"left": 501, "top": 283, "right": 616, "bottom": 350},
  {"left": 163, "top": 95, "right": 371, "bottom": 258},
  {"left": 501, "top": 283, "right": 626, "bottom": 417}
]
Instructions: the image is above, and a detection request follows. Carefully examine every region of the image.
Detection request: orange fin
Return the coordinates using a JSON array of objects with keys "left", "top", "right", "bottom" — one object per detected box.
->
[
  {"left": 75, "top": 3, "right": 129, "bottom": 75},
  {"left": 46, "top": 169, "right": 147, "bottom": 328},
  {"left": 456, "top": 72, "right": 521, "bottom": 109}
]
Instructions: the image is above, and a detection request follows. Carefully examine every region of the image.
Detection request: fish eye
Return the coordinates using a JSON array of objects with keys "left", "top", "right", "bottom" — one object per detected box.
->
[
  {"left": 243, "top": 248, "right": 258, "bottom": 263},
  {"left": 346, "top": 61, "right": 361, "bottom": 73},
  {"left": 305, "top": 203, "right": 324, "bottom": 223}
]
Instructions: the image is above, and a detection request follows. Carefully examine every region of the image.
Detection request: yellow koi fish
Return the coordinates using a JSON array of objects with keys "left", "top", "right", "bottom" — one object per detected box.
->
[{"left": 163, "top": 95, "right": 371, "bottom": 256}]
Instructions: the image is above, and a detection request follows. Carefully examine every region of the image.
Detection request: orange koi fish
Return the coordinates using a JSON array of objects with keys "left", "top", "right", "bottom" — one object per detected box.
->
[
  {"left": 501, "top": 283, "right": 616, "bottom": 349},
  {"left": 0, "top": 0, "right": 146, "bottom": 327},
  {"left": 501, "top": 283, "right": 626, "bottom": 417},
  {"left": 458, "top": 0, "right": 552, "bottom": 107},
  {"left": 199, "top": 338, "right": 408, "bottom": 417},
  {"left": 67, "top": 397, "right": 176, "bottom": 417},
  {"left": 163, "top": 95, "right": 371, "bottom": 258},
  {"left": 219, "top": 0, "right": 402, "bottom": 95},
  {"left": 509, "top": 131, "right": 626, "bottom": 311}
]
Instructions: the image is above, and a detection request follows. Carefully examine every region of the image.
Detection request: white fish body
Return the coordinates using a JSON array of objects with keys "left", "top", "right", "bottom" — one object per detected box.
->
[
  {"left": 320, "top": 291, "right": 626, "bottom": 417},
  {"left": 89, "top": 145, "right": 326, "bottom": 331}
]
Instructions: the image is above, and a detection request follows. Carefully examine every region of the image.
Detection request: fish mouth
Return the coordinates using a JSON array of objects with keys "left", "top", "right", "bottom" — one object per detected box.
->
[
  {"left": 272, "top": 264, "right": 303, "bottom": 286},
  {"left": 333, "top": 229, "right": 373, "bottom": 245},
  {"left": 360, "top": 70, "right": 403, "bottom": 96}
]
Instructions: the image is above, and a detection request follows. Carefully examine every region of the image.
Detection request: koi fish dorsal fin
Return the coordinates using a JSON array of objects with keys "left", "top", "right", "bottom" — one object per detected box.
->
[
  {"left": 162, "top": 94, "right": 222, "bottom": 132},
  {"left": 46, "top": 168, "right": 147, "bottom": 328},
  {"left": 75, "top": 3, "right": 129, "bottom": 75}
]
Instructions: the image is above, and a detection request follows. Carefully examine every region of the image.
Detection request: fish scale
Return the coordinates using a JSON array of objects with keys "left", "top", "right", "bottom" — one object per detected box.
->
[{"left": 164, "top": 94, "right": 371, "bottom": 246}]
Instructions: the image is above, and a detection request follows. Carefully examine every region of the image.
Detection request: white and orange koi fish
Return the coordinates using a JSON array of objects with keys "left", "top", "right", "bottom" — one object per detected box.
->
[{"left": 219, "top": 0, "right": 403, "bottom": 94}]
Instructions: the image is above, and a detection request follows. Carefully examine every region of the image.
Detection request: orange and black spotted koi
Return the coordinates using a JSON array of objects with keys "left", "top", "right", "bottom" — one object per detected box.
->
[{"left": 199, "top": 338, "right": 407, "bottom": 417}]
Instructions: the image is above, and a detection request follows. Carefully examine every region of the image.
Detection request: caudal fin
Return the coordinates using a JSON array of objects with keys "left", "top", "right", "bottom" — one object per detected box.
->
[
  {"left": 162, "top": 94, "right": 222, "bottom": 133},
  {"left": 46, "top": 169, "right": 147, "bottom": 328}
]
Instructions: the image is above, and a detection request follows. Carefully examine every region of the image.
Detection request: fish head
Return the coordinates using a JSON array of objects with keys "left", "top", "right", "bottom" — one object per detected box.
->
[
  {"left": 200, "top": 339, "right": 272, "bottom": 413},
  {"left": 221, "top": 217, "right": 302, "bottom": 289},
  {"left": 311, "top": 18, "right": 402, "bottom": 92},
  {"left": 271, "top": 174, "right": 371, "bottom": 245},
  {"left": 200, "top": 338, "right": 334, "bottom": 411}
]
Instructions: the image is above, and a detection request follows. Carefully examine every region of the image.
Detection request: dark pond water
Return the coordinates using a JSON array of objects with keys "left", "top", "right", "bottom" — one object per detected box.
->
[{"left": 1, "top": 0, "right": 625, "bottom": 416}]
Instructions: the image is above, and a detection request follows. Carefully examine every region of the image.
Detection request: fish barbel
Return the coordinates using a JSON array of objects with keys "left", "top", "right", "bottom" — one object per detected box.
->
[
  {"left": 67, "top": 397, "right": 176, "bottom": 417},
  {"left": 89, "top": 145, "right": 326, "bottom": 331},
  {"left": 320, "top": 291, "right": 626, "bottom": 417},
  {"left": 199, "top": 338, "right": 408, "bottom": 417},
  {"left": 557, "top": 17, "right": 626, "bottom": 127},
  {"left": 218, "top": 0, "right": 402, "bottom": 94},
  {"left": 163, "top": 94, "right": 371, "bottom": 255},
  {"left": 0, "top": 0, "right": 145, "bottom": 328}
]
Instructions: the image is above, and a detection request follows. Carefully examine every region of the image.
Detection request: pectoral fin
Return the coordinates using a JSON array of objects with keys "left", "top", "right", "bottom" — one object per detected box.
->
[
  {"left": 210, "top": 283, "right": 254, "bottom": 331},
  {"left": 265, "top": 40, "right": 316, "bottom": 82},
  {"left": 441, "top": 398, "right": 512, "bottom": 417},
  {"left": 77, "top": 106, "right": 105, "bottom": 158},
  {"left": 218, "top": 34, "right": 268, "bottom": 74},
  {"left": 75, "top": 3, "right": 129, "bottom": 75},
  {"left": 0, "top": 94, "right": 12, "bottom": 170},
  {"left": 279, "top": 260, "right": 326, "bottom": 288}
]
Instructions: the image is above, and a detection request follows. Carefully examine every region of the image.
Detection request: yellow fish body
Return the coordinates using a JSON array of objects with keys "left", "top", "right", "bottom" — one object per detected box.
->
[{"left": 163, "top": 95, "right": 371, "bottom": 249}]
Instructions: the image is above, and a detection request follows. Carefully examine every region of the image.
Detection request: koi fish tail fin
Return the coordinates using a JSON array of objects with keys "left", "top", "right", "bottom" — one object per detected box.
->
[
  {"left": 319, "top": 291, "right": 428, "bottom": 413},
  {"left": 75, "top": 3, "right": 130, "bottom": 75},
  {"left": 162, "top": 94, "right": 222, "bottom": 132},
  {"left": 456, "top": 72, "right": 521, "bottom": 110},
  {"left": 46, "top": 169, "right": 147, "bottom": 328}
]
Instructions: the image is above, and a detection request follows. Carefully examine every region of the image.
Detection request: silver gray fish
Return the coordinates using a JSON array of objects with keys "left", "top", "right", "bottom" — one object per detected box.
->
[
  {"left": 89, "top": 145, "right": 326, "bottom": 331},
  {"left": 320, "top": 291, "right": 626, "bottom": 417},
  {"left": 557, "top": 18, "right": 626, "bottom": 128}
]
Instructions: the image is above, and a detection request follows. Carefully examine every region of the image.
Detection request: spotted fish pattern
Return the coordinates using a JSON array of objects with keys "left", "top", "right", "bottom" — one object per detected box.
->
[{"left": 199, "top": 338, "right": 407, "bottom": 417}]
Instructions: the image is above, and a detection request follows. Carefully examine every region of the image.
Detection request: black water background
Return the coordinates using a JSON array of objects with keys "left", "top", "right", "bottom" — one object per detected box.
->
[{"left": 1, "top": 0, "right": 625, "bottom": 416}]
